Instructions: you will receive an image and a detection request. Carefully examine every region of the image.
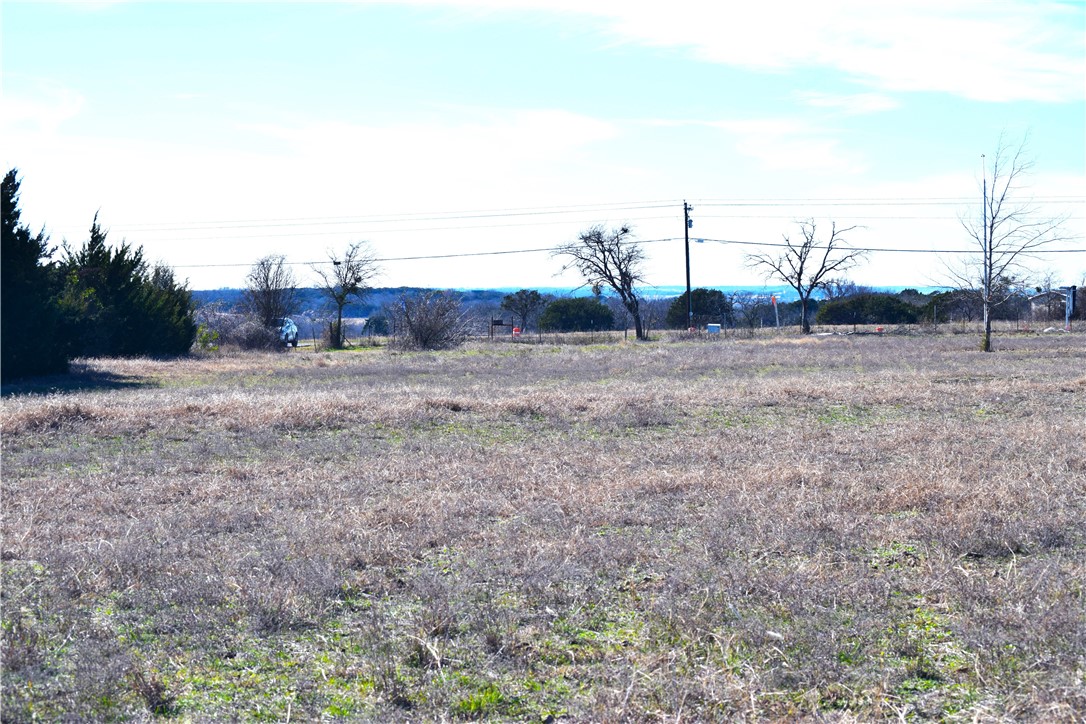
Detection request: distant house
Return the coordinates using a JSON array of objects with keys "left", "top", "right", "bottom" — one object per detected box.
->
[{"left": 1029, "top": 291, "right": 1066, "bottom": 321}]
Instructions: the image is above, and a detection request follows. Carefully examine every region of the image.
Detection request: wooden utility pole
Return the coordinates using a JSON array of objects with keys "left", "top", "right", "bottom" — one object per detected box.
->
[{"left": 684, "top": 201, "right": 693, "bottom": 329}]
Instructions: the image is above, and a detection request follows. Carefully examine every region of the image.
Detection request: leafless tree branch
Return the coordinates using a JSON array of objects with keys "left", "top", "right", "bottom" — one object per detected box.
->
[
  {"left": 953, "top": 132, "right": 1071, "bottom": 351},
  {"left": 243, "top": 255, "right": 298, "bottom": 328},
  {"left": 553, "top": 225, "right": 649, "bottom": 340},
  {"left": 311, "top": 241, "right": 380, "bottom": 348},
  {"left": 745, "top": 220, "right": 866, "bottom": 333}
]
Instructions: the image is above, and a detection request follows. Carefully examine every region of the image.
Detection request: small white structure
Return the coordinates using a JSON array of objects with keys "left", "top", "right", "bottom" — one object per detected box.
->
[{"left": 1029, "top": 291, "right": 1066, "bottom": 321}]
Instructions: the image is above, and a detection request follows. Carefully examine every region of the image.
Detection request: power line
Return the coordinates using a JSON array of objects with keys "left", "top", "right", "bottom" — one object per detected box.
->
[
  {"left": 58, "top": 199, "right": 683, "bottom": 233},
  {"left": 48, "top": 195, "right": 1084, "bottom": 236},
  {"left": 172, "top": 236, "right": 682, "bottom": 268},
  {"left": 58, "top": 212, "right": 1084, "bottom": 244},
  {"left": 697, "top": 213, "right": 1086, "bottom": 221},
  {"left": 693, "top": 196, "right": 1083, "bottom": 207},
  {"left": 171, "top": 233, "right": 1083, "bottom": 270},
  {"left": 698, "top": 237, "right": 1086, "bottom": 254},
  {"left": 379, "top": 236, "right": 676, "bottom": 262},
  {"left": 88, "top": 214, "right": 679, "bottom": 242}
]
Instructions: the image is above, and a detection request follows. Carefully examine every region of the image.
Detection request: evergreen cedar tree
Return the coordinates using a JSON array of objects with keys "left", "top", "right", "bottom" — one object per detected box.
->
[
  {"left": 539, "top": 296, "right": 614, "bottom": 333},
  {"left": 815, "top": 294, "right": 922, "bottom": 326},
  {"left": 1, "top": 169, "right": 67, "bottom": 379},
  {"left": 1, "top": 168, "right": 196, "bottom": 381},
  {"left": 59, "top": 218, "right": 196, "bottom": 358},
  {"left": 665, "top": 288, "right": 732, "bottom": 329}
]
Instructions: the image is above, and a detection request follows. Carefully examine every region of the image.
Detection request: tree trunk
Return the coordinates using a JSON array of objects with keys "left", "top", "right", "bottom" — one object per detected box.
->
[
  {"left": 981, "top": 301, "right": 992, "bottom": 352},
  {"left": 623, "top": 296, "right": 647, "bottom": 341},
  {"left": 800, "top": 297, "right": 811, "bottom": 334}
]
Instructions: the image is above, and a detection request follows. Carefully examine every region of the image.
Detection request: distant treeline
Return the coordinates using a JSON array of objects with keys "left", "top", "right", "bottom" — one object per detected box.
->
[
  {"left": 192, "top": 287, "right": 509, "bottom": 321},
  {"left": 192, "top": 282, "right": 1081, "bottom": 341}
]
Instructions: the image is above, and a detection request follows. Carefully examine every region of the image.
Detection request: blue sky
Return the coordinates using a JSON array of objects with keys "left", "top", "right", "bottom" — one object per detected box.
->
[{"left": 3, "top": 0, "right": 1084, "bottom": 291}]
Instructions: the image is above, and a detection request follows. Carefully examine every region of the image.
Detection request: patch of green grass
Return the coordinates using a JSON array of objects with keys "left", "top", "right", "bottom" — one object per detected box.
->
[
  {"left": 422, "top": 419, "right": 527, "bottom": 446},
  {"left": 454, "top": 682, "right": 521, "bottom": 719},
  {"left": 868, "top": 541, "right": 921, "bottom": 570},
  {"left": 815, "top": 403, "right": 870, "bottom": 425},
  {"left": 876, "top": 601, "right": 979, "bottom": 716}
]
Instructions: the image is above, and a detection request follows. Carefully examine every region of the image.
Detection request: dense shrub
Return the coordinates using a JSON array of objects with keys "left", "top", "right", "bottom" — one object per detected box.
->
[
  {"left": 540, "top": 297, "right": 614, "bottom": 332},
  {"left": 816, "top": 293, "right": 920, "bottom": 326},
  {"left": 232, "top": 320, "right": 283, "bottom": 350},
  {"left": 391, "top": 290, "right": 468, "bottom": 350},
  {"left": 191, "top": 306, "right": 286, "bottom": 352},
  {"left": 665, "top": 288, "right": 733, "bottom": 329}
]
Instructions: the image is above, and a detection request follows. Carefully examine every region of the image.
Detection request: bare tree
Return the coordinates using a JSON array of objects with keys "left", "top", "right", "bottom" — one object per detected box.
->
[
  {"left": 555, "top": 224, "right": 648, "bottom": 340},
  {"left": 639, "top": 295, "right": 669, "bottom": 338},
  {"left": 1033, "top": 269, "right": 1064, "bottom": 322},
  {"left": 746, "top": 220, "right": 865, "bottom": 334},
  {"left": 243, "top": 255, "right": 298, "bottom": 327},
  {"left": 604, "top": 294, "right": 630, "bottom": 339},
  {"left": 500, "top": 289, "right": 546, "bottom": 332},
  {"left": 391, "top": 290, "right": 469, "bottom": 350},
  {"left": 954, "top": 134, "right": 1070, "bottom": 352},
  {"left": 821, "top": 277, "right": 870, "bottom": 302},
  {"left": 311, "top": 241, "right": 379, "bottom": 349},
  {"left": 731, "top": 292, "right": 765, "bottom": 337}
]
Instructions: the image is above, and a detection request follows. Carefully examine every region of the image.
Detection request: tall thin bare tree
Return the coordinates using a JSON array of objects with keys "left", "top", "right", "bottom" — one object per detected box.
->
[
  {"left": 746, "top": 220, "right": 865, "bottom": 334},
  {"left": 955, "top": 134, "right": 1070, "bottom": 352},
  {"left": 311, "top": 242, "right": 379, "bottom": 348},
  {"left": 243, "top": 255, "right": 298, "bottom": 327},
  {"left": 554, "top": 224, "right": 648, "bottom": 340}
]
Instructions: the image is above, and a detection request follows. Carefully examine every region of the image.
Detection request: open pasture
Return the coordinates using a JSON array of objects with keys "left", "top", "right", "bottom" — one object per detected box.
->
[{"left": 2, "top": 332, "right": 1085, "bottom": 721}]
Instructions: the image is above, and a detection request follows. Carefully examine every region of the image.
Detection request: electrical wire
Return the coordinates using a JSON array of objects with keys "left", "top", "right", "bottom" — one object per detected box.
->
[
  {"left": 692, "top": 196, "right": 1083, "bottom": 207},
  {"left": 696, "top": 213, "right": 1086, "bottom": 221},
  {"left": 49, "top": 194, "right": 1080, "bottom": 274},
  {"left": 697, "top": 237, "right": 1086, "bottom": 254},
  {"left": 49, "top": 195, "right": 1084, "bottom": 236},
  {"left": 95, "top": 214, "right": 679, "bottom": 242},
  {"left": 171, "top": 232, "right": 1083, "bottom": 270},
  {"left": 64, "top": 200, "right": 683, "bottom": 233},
  {"left": 172, "top": 236, "right": 682, "bottom": 268}
]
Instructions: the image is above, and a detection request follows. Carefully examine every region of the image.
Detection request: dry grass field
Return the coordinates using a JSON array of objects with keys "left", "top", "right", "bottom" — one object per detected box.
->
[{"left": 2, "top": 330, "right": 1085, "bottom": 721}]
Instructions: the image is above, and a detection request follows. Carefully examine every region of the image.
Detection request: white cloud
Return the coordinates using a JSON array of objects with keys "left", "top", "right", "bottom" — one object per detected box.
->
[
  {"left": 1, "top": 84, "right": 85, "bottom": 135},
  {"left": 240, "top": 108, "right": 618, "bottom": 205},
  {"left": 642, "top": 116, "right": 867, "bottom": 174},
  {"left": 245, "top": 108, "right": 614, "bottom": 158},
  {"left": 716, "top": 119, "right": 867, "bottom": 174},
  {"left": 797, "top": 92, "right": 900, "bottom": 115},
  {"left": 375, "top": 0, "right": 1085, "bottom": 102}
]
